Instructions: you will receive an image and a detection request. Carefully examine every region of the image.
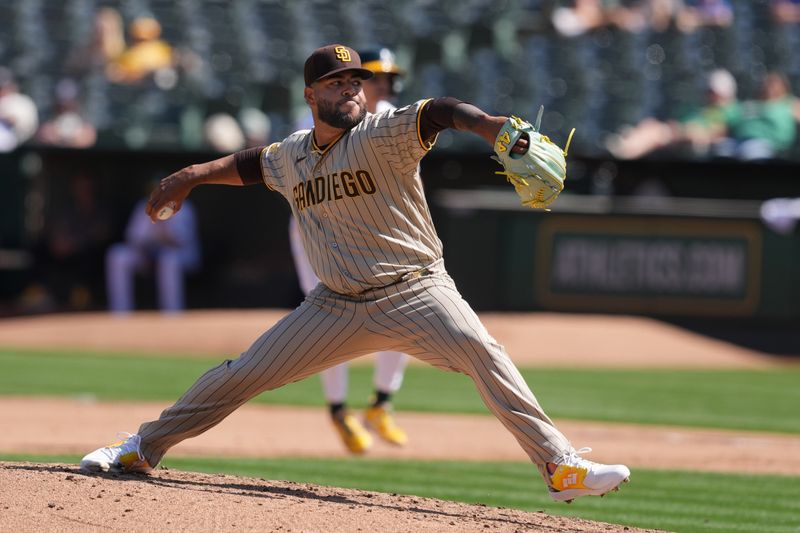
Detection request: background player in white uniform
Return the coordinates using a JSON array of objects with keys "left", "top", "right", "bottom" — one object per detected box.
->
[
  {"left": 289, "top": 47, "right": 409, "bottom": 453},
  {"left": 81, "top": 45, "right": 630, "bottom": 504},
  {"left": 106, "top": 195, "right": 200, "bottom": 314}
]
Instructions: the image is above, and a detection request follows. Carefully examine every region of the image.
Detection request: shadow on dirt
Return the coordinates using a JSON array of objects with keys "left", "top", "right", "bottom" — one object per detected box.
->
[{"left": 3, "top": 462, "right": 541, "bottom": 527}]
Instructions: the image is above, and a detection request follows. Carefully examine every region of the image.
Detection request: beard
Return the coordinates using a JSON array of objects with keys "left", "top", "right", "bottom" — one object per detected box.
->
[{"left": 317, "top": 98, "right": 366, "bottom": 129}]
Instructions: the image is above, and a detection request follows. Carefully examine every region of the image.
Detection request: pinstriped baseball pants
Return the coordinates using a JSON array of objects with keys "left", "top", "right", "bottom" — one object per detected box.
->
[{"left": 137, "top": 266, "right": 574, "bottom": 483}]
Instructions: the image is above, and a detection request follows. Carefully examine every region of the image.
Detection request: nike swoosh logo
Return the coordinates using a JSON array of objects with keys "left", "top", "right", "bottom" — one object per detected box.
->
[{"left": 296, "top": 155, "right": 307, "bottom": 163}]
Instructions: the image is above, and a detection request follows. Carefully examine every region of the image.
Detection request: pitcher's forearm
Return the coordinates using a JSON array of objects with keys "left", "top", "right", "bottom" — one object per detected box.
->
[
  {"left": 452, "top": 103, "right": 508, "bottom": 146},
  {"left": 180, "top": 155, "right": 246, "bottom": 188},
  {"left": 146, "top": 155, "right": 246, "bottom": 221},
  {"left": 452, "top": 103, "right": 529, "bottom": 154}
]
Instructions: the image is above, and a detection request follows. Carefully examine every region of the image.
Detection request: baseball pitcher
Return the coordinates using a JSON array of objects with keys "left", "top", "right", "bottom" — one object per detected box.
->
[{"left": 81, "top": 44, "right": 629, "bottom": 503}]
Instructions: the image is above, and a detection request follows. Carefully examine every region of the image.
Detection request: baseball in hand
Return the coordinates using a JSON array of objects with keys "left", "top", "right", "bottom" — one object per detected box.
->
[{"left": 157, "top": 202, "right": 176, "bottom": 221}]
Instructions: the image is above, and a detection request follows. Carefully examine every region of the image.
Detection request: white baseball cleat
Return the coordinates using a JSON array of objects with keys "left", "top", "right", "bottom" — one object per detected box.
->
[
  {"left": 80, "top": 433, "right": 153, "bottom": 474},
  {"left": 548, "top": 447, "right": 630, "bottom": 503}
]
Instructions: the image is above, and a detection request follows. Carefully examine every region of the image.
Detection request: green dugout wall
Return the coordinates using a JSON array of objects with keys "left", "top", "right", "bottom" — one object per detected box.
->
[
  {"left": 433, "top": 190, "right": 800, "bottom": 321},
  {"left": 2, "top": 147, "right": 798, "bottom": 322}
]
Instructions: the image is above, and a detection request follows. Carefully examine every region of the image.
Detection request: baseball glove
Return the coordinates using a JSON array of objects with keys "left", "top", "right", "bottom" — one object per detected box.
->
[{"left": 492, "top": 107, "right": 575, "bottom": 210}]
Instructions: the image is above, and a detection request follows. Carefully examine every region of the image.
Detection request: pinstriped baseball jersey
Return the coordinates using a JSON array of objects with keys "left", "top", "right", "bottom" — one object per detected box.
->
[{"left": 260, "top": 99, "right": 442, "bottom": 295}]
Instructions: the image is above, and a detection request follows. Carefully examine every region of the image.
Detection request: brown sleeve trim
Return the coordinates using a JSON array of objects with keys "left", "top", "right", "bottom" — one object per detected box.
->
[
  {"left": 416, "top": 99, "right": 435, "bottom": 150},
  {"left": 234, "top": 145, "right": 267, "bottom": 185},
  {"left": 419, "top": 96, "right": 464, "bottom": 145}
]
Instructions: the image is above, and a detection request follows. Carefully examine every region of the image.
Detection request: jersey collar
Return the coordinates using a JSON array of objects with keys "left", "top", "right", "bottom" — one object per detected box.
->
[{"left": 310, "top": 128, "right": 346, "bottom": 156}]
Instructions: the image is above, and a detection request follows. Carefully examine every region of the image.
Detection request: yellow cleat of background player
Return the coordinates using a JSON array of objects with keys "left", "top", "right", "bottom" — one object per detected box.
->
[
  {"left": 332, "top": 414, "right": 373, "bottom": 454},
  {"left": 364, "top": 405, "right": 408, "bottom": 446}
]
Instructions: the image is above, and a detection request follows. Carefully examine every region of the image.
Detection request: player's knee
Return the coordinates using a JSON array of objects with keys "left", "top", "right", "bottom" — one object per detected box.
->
[{"left": 106, "top": 244, "right": 136, "bottom": 269}]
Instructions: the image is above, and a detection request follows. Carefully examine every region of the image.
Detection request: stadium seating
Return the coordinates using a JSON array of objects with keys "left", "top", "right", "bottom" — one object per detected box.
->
[{"left": 0, "top": 0, "right": 796, "bottom": 158}]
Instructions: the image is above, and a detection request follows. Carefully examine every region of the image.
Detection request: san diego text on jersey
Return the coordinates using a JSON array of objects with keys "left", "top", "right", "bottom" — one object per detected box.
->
[{"left": 292, "top": 169, "right": 377, "bottom": 211}]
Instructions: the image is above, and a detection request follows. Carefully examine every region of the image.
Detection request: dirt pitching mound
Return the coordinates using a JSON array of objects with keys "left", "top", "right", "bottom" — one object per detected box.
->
[{"left": 1, "top": 462, "right": 656, "bottom": 533}]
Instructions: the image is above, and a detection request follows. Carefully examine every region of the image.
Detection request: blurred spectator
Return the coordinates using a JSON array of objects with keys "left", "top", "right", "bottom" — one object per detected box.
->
[
  {"left": 771, "top": 0, "right": 800, "bottom": 91},
  {"left": 106, "top": 16, "right": 175, "bottom": 85},
  {"left": 643, "top": 0, "right": 684, "bottom": 32},
  {"left": 606, "top": 68, "right": 737, "bottom": 159},
  {"left": 35, "top": 79, "right": 97, "bottom": 148},
  {"left": 551, "top": 0, "right": 609, "bottom": 37},
  {"left": 239, "top": 107, "right": 272, "bottom": 147},
  {"left": 203, "top": 112, "right": 246, "bottom": 152},
  {"left": 771, "top": 0, "right": 800, "bottom": 24},
  {"left": 24, "top": 172, "right": 112, "bottom": 312},
  {"left": 0, "top": 67, "right": 39, "bottom": 152},
  {"left": 615, "top": 0, "right": 735, "bottom": 34},
  {"left": 677, "top": 0, "right": 734, "bottom": 32},
  {"left": 713, "top": 72, "right": 798, "bottom": 160},
  {"left": 66, "top": 7, "right": 126, "bottom": 76},
  {"left": 106, "top": 194, "right": 201, "bottom": 314},
  {"left": 605, "top": 1, "right": 649, "bottom": 33},
  {"left": 550, "top": 0, "right": 718, "bottom": 37}
]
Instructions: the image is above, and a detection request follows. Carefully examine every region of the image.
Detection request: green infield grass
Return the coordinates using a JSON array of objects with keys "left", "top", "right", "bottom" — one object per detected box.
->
[
  {"left": 1, "top": 348, "right": 799, "bottom": 433},
  {"left": 2, "top": 454, "right": 798, "bottom": 533}
]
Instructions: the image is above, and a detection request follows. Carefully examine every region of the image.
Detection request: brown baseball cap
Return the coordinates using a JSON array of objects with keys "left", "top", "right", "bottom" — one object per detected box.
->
[{"left": 304, "top": 44, "right": 374, "bottom": 86}]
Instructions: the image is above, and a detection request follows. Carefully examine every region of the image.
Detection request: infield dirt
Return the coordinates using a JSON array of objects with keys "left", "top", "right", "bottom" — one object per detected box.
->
[{"left": 1, "top": 462, "right": 661, "bottom": 532}]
